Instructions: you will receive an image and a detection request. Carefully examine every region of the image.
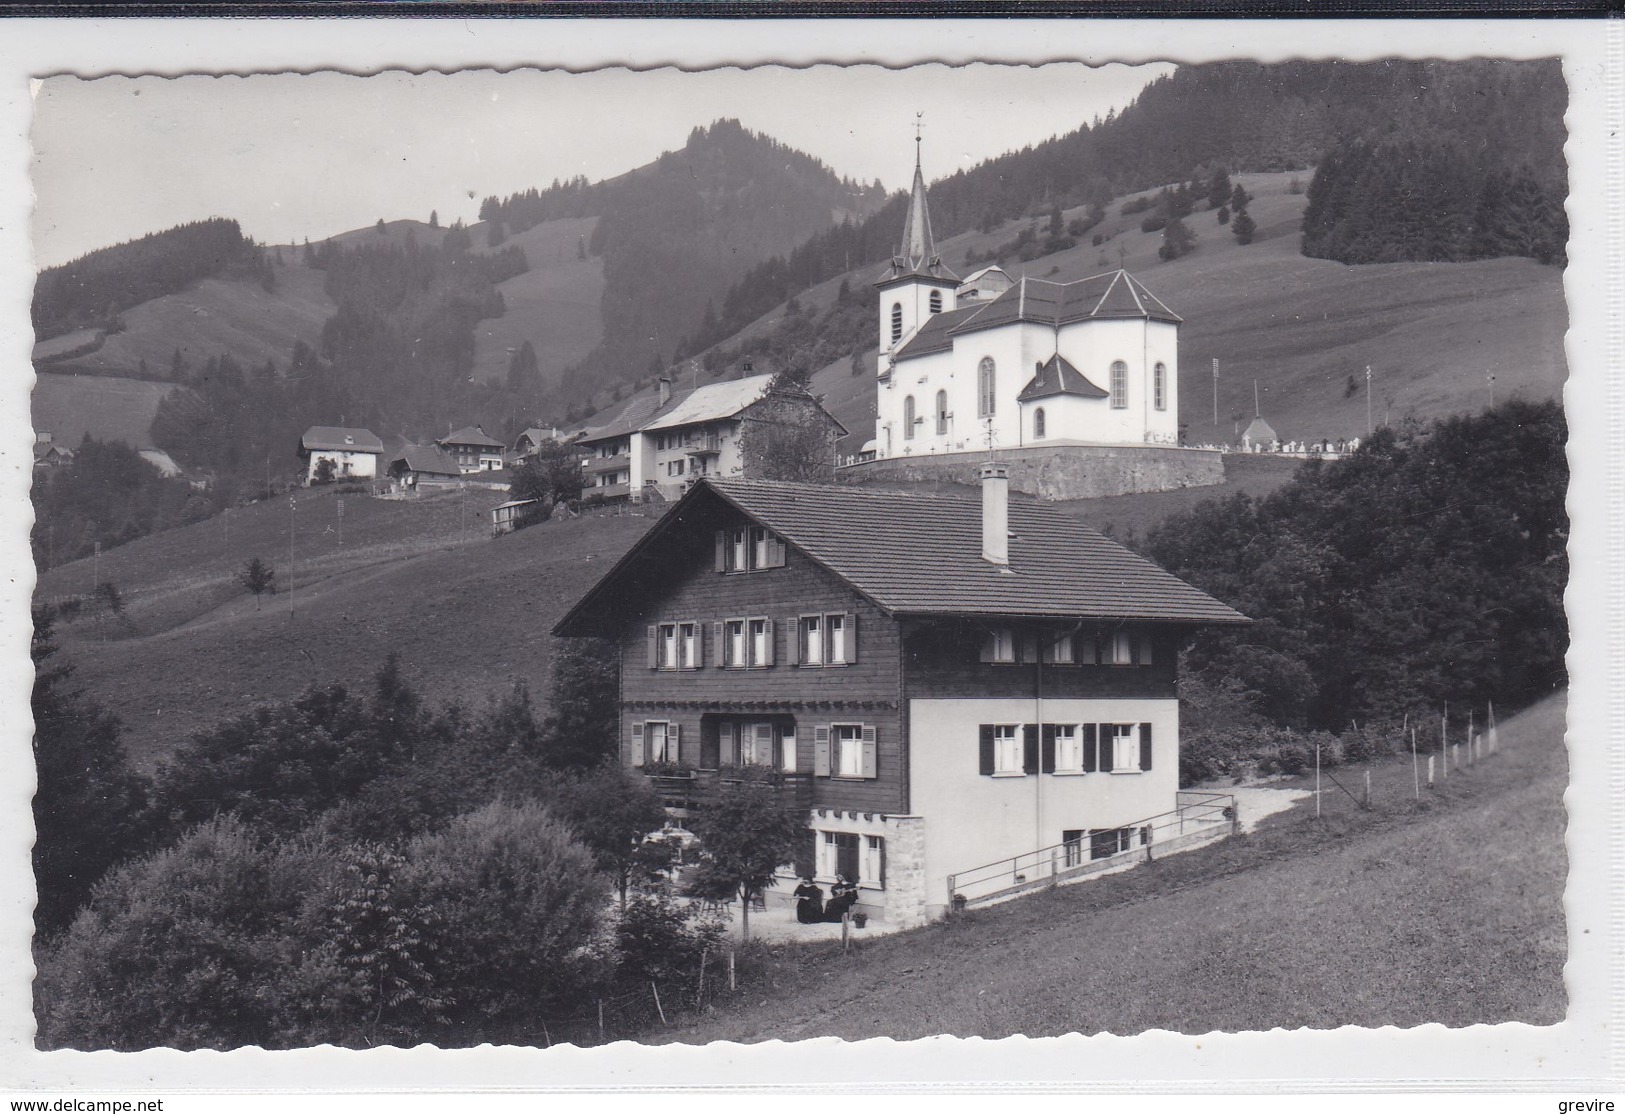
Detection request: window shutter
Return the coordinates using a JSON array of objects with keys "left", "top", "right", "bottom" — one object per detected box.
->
[
  {"left": 1083, "top": 724, "right": 1098, "bottom": 772},
  {"left": 769, "top": 535, "right": 786, "bottom": 567},
  {"left": 1019, "top": 631, "right": 1039, "bottom": 665},
  {"left": 631, "top": 721, "right": 645, "bottom": 767},
  {"left": 1098, "top": 725, "right": 1114, "bottom": 772},
  {"left": 1140, "top": 723, "right": 1153, "bottom": 771},
  {"left": 673, "top": 723, "right": 683, "bottom": 763},
  {"left": 846, "top": 613, "right": 858, "bottom": 663},
  {"left": 1022, "top": 723, "right": 1039, "bottom": 775},
  {"left": 715, "top": 530, "right": 727, "bottom": 572},
  {"left": 1040, "top": 724, "right": 1056, "bottom": 774},
  {"left": 1137, "top": 632, "right": 1154, "bottom": 665},
  {"left": 860, "top": 724, "right": 877, "bottom": 779},
  {"left": 978, "top": 634, "right": 996, "bottom": 663},
  {"left": 695, "top": 622, "right": 705, "bottom": 667},
  {"left": 713, "top": 621, "right": 725, "bottom": 667},
  {"left": 978, "top": 725, "right": 995, "bottom": 776},
  {"left": 787, "top": 617, "right": 801, "bottom": 666},
  {"left": 646, "top": 624, "right": 659, "bottom": 669},
  {"left": 762, "top": 619, "right": 776, "bottom": 666},
  {"left": 878, "top": 839, "right": 887, "bottom": 888},
  {"left": 813, "top": 725, "right": 831, "bottom": 777}
]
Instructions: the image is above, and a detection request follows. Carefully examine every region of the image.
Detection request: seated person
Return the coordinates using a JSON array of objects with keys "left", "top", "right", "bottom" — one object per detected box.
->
[
  {"left": 793, "top": 877, "right": 824, "bottom": 924},
  {"left": 824, "top": 875, "right": 858, "bottom": 922}
]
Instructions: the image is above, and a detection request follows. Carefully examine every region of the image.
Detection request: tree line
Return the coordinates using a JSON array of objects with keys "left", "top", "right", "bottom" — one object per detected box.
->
[
  {"left": 33, "top": 218, "right": 268, "bottom": 341},
  {"left": 1144, "top": 399, "right": 1567, "bottom": 781}
]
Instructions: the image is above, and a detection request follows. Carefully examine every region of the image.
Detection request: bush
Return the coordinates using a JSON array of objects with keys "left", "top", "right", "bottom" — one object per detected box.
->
[
  {"left": 1139, "top": 214, "right": 1167, "bottom": 234},
  {"left": 614, "top": 893, "right": 725, "bottom": 986}
]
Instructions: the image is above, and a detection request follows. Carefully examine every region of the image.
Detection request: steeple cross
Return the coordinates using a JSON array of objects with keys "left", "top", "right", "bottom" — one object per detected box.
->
[{"left": 914, "top": 111, "right": 925, "bottom": 144}]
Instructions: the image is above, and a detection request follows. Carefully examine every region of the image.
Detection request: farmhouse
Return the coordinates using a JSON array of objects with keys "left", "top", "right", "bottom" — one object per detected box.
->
[
  {"left": 577, "top": 373, "right": 845, "bottom": 504},
  {"left": 298, "top": 426, "right": 383, "bottom": 485},
  {"left": 437, "top": 425, "right": 506, "bottom": 473},
  {"left": 873, "top": 145, "right": 1183, "bottom": 461},
  {"left": 554, "top": 470, "right": 1247, "bottom": 926},
  {"left": 387, "top": 444, "right": 464, "bottom": 490}
]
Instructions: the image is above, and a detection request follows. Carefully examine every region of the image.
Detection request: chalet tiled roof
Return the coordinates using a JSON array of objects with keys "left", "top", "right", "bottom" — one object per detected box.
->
[
  {"left": 950, "top": 271, "right": 1182, "bottom": 337},
  {"left": 1016, "top": 354, "right": 1109, "bottom": 403},
  {"left": 580, "top": 394, "right": 669, "bottom": 444},
  {"left": 390, "top": 444, "right": 463, "bottom": 476},
  {"left": 642, "top": 373, "right": 774, "bottom": 432},
  {"left": 439, "top": 425, "right": 505, "bottom": 449},
  {"left": 554, "top": 478, "right": 1248, "bottom": 634},
  {"left": 301, "top": 426, "right": 384, "bottom": 454}
]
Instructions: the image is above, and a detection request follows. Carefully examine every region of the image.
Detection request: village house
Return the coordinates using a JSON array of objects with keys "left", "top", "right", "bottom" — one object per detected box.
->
[
  {"left": 298, "top": 426, "right": 383, "bottom": 485},
  {"left": 577, "top": 373, "right": 846, "bottom": 504},
  {"left": 554, "top": 470, "right": 1247, "bottom": 927},
  {"left": 437, "top": 425, "right": 507, "bottom": 473},
  {"left": 872, "top": 143, "right": 1181, "bottom": 459},
  {"left": 511, "top": 426, "right": 562, "bottom": 466},
  {"left": 387, "top": 444, "right": 464, "bottom": 490}
]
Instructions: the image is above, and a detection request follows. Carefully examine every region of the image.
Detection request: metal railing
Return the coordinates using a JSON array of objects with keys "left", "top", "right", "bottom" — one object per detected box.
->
[{"left": 947, "top": 791, "right": 1237, "bottom": 910}]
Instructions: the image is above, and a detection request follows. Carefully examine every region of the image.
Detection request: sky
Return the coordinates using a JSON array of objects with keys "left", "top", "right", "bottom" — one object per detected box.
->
[{"left": 30, "top": 63, "right": 1172, "bottom": 269}]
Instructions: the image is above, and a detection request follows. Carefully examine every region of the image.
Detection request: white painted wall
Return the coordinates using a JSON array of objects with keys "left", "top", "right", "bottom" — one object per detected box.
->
[
  {"left": 305, "top": 450, "right": 378, "bottom": 483},
  {"left": 908, "top": 696, "right": 1181, "bottom": 914},
  {"left": 878, "top": 278, "right": 957, "bottom": 361}
]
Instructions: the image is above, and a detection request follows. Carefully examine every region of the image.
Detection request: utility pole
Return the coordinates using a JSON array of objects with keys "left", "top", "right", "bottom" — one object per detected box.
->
[
  {"left": 1487, "top": 370, "right": 1496, "bottom": 409},
  {"left": 1253, "top": 379, "right": 1260, "bottom": 418},
  {"left": 1365, "top": 365, "right": 1373, "bottom": 436},
  {"left": 288, "top": 494, "right": 295, "bottom": 619},
  {"left": 1211, "top": 358, "right": 1219, "bottom": 426}
]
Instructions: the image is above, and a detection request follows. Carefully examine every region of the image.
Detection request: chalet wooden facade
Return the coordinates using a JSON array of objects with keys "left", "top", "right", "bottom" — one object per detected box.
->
[{"left": 554, "top": 472, "right": 1246, "bottom": 926}]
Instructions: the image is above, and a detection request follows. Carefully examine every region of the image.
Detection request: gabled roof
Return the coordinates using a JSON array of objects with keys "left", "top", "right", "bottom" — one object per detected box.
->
[
  {"left": 301, "top": 426, "right": 384, "bottom": 454},
  {"left": 642, "top": 373, "right": 775, "bottom": 433},
  {"left": 1016, "top": 354, "right": 1110, "bottom": 403},
  {"left": 390, "top": 444, "right": 463, "bottom": 476},
  {"left": 554, "top": 478, "right": 1248, "bottom": 636},
  {"left": 439, "top": 425, "right": 505, "bottom": 450},
  {"left": 514, "top": 427, "right": 554, "bottom": 450},
  {"left": 579, "top": 393, "right": 668, "bottom": 444},
  {"left": 892, "top": 304, "right": 986, "bottom": 362},
  {"left": 950, "top": 270, "right": 1182, "bottom": 337},
  {"left": 1243, "top": 417, "right": 1279, "bottom": 444}
]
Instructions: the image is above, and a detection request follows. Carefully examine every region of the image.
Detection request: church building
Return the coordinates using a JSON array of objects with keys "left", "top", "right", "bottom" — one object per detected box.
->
[{"left": 874, "top": 144, "right": 1182, "bottom": 459}]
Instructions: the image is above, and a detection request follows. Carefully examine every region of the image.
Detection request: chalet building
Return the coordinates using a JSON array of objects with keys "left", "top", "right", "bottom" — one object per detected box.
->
[
  {"left": 874, "top": 143, "right": 1181, "bottom": 459},
  {"left": 388, "top": 444, "right": 464, "bottom": 490},
  {"left": 437, "top": 426, "right": 506, "bottom": 473},
  {"left": 554, "top": 471, "right": 1247, "bottom": 927},
  {"left": 512, "top": 427, "right": 562, "bottom": 464},
  {"left": 577, "top": 373, "right": 846, "bottom": 504},
  {"left": 298, "top": 426, "right": 383, "bottom": 485}
]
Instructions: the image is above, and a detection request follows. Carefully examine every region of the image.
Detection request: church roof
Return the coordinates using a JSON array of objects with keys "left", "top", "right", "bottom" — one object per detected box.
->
[
  {"left": 1016, "top": 354, "right": 1110, "bottom": 403},
  {"left": 876, "top": 149, "right": 959, "bottom": 287},
  {"left": 892, "top": 304, "right": 985, "bottom": 361},
  {"left": 951, "top": 271, "right": 1182, "bottom": 336}
]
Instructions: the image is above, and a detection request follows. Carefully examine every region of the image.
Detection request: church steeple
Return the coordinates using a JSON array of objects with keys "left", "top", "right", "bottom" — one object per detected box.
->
[{"left": 880, "top": 121, "right": 958, "bottom": 285}]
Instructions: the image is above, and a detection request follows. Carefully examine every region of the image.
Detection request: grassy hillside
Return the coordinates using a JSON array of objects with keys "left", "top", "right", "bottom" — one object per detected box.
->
[
  {"left": 467, "top": 215, "right": 604, "bottom": 392},
  {"left": 654, "top": 693, "right": 1566, "bottom": 1041},
  {"left": 38, "top": 487, "right": 655, "bottom": 770},
  {"left": 31, "top": 374, "right": 174, "bottom": 450}
]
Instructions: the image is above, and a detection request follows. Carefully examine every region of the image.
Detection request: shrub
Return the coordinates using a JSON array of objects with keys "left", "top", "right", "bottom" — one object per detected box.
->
[{"left": 614, "top": 893, "right": 725, "bottom": 987}]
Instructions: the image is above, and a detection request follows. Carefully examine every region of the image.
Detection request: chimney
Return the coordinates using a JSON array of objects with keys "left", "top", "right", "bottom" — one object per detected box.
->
[
  {"left": 978, "top": 462, "right": 1009, "bottom": 567},
  {"left": 658, "top": 376, "right": 672, "bottom": 406}
]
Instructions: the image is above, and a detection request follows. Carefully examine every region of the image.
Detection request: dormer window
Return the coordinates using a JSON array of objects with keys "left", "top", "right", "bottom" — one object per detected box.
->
[{"left": 716, "top": 525, "right": 786, "bottom": 572}]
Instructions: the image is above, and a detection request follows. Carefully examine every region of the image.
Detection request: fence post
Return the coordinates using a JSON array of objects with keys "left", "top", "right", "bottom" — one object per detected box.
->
[
  {"left": 1315, "top": 742, "right": 1321, "bottom": 819},
  {"left": 1363, "top": 769, "right": 1371, "bottom": 808},
  {"left": 597, "top": 999, "right": 605, "bottom": 1044},
  {"left": 1411, "top": 728, "right": 1420, "bottom": 799},
  {"left": 651, "top": 981, "right": 668, "bottom": 1026},
  {"left": 728, "top": 948, "right": 736, "bottom": 992},
  {"left": 842, "top": 913, "right": 850, "bottom": 955},
  {"left": 1427, "top": 754, "right": 1434, "bottom": 787},
  {"left": 697, "top": 951, "right": 707, "bottom": 1010}
]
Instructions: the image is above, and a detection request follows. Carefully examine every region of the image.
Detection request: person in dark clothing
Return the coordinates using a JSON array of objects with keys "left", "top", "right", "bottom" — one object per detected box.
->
[
  {"left": 794, "top": 877, "right": 824, "bottom": 924},
  {"left": 824, "top": 875, "right": 857, "bottom": 922}
]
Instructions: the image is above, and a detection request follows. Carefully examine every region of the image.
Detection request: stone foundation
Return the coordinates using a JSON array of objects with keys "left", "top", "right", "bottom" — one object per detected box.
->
[
  {"left": 840, "top": 443, "right": 1225, "bottom": 501},
  {"left": 882, "top": 815, "right": 928, "bottom": 928}
]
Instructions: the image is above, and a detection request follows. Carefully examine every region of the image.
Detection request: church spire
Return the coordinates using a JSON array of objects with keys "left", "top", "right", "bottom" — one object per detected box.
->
[{"left": 880, "top": 116, "right": 958, "bottom": 285}]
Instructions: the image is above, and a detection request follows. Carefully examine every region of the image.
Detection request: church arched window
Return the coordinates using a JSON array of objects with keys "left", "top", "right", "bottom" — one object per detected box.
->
[
  {"left": 1153, "top": 362, "right": 1167, "bottom": 411},
  {"left": 903, "top": 395, "right": 916, "bottom": 439},
  {"left": 891, "top": 303, "right": 903, "bottom": 344},
  {"left": 929, "top": 289, "right": 943, "bottom": 315},
  {"left": 1110, "top": 360, "right": 1128, "bottom": 409},
  {"left": 1033, "top": 407, "right": 1046, "bottom": 440},
  {"left": 935, "top": 390, "right": 949, "bottom": 435},
  {"left": 978, "top": 357, "right": 996, "bottom": 418}
]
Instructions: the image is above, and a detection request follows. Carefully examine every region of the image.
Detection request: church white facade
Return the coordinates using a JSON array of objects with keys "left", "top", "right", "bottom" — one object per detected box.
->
[{"left": 874, "top": 149, "right": 1183, "bottom": 459}]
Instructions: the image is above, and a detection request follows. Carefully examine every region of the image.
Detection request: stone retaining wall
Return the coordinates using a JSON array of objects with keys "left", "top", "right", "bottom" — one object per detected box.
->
[{"left": 840, "top": 443, "right": 1225, "bottom": 500}]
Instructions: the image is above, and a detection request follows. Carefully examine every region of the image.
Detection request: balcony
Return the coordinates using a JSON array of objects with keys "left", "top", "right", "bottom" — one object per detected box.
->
[
  {"left": 685, "top": 434, "right": 722, "bottom": 456},
  {"left": 585, "top": 481, "right": 631, "bottom": 501},
  {"left": 585, "top": 451, "right": 630, "bottom": 475},
  {"left": 643, "top": 766, "right": 812, "bottom": 817}
]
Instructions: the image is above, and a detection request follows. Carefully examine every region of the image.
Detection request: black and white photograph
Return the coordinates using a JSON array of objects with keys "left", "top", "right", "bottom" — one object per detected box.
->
[{"left": 1, "top": 16, "right": 1617, "bottom": 1099}]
